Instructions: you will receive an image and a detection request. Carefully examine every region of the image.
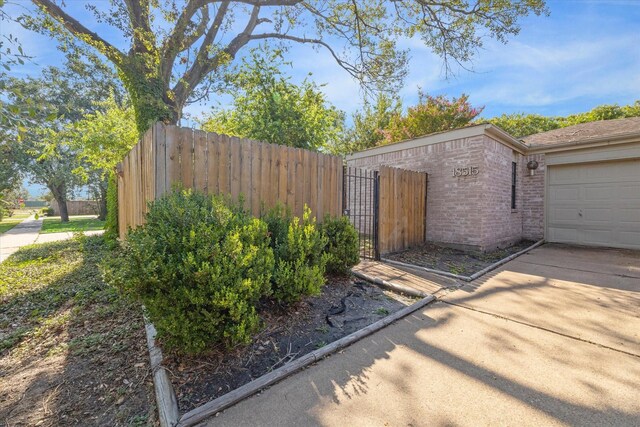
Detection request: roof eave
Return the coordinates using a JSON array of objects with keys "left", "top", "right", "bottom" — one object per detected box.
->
[{"left": 526, "top": 132, "right": 640, "bottom": 154}]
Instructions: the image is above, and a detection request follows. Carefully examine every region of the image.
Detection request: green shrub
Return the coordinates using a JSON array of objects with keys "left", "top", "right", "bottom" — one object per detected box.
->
[
  {"left": 321, "top": 215, "right": 360, "bottom": 274},
  {"left": 39, "top": 207, "right": 54, "bottom": 216},
  {"left": 104, "top": 171, "right": 118, "bottom": 242},
  {"left": 264, "top": 205, "right": 328, "bottom": 304},
  {"left": 103, "top": 190, "right": 274, "bottom": 353}
]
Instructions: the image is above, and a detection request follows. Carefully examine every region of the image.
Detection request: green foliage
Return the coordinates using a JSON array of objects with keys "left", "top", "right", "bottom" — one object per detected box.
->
[
  {"left": 485, "top": 101, "right": 640, "bottom": 138},
  {"left": 263, "top": 205, "right": 328, "bottom": 304},
  {"left": 485, "top": 113, "right": 560, "bottom": 138},
  {"left": 104, "top": 172, "right": 118, "bottom": 242},
  {"left": 69, "top": 95, "right": 137, "bottom": 179},
  {"left": 28, "top": 1, "right": 545, "bottom": 134},
  {"left": 103, "top": 190, "right": 274, "bottom": 353},
  {"left": 328, "top": 94, "right": 402, "bottom": 155},
  {"left": 382, "top": 93, "right": 483, "bottom": 144},
  {"left": 202, "top": 48, "right": 344, "bottom": 150},
  {"left": 321, "top": 215, "right": 360, "bottom": 275}
]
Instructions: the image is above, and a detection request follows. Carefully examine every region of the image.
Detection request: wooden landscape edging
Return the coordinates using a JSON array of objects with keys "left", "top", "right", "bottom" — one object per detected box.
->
[
  {"left": 143, "top": 313, "right": 179, "bottom": 427},
  {"left": 176, "top": 294, "right": 436, "bottom": 427},
  {"left": 117, "top": 123, "right": 344, "bottom": 238}
]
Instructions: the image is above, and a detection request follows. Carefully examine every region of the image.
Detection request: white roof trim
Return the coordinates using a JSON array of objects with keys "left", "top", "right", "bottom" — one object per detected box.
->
[
  {"left": 346, "top": 124, "right": 527, "bottom": 160},
  {"left": 526, "top": 132, "right": 640, "bottom": 154}
]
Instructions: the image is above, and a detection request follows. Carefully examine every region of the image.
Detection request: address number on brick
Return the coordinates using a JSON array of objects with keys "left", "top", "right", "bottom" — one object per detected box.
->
[{"left": 452, "top": 166, "right": 479, "bottom": 177}]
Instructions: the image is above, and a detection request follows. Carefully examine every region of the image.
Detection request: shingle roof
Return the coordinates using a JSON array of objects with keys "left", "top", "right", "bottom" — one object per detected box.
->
[{"left": 522, "top": 116, "right": 640, "bottom": 147}]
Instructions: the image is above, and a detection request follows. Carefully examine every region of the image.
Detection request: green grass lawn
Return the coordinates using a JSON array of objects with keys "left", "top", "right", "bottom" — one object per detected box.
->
[
  {"left": 0, "top": 210, "right": 33, "bottom": 234},
  {"left": 40, "top": 215, "right": 105, "bottom": 234}
]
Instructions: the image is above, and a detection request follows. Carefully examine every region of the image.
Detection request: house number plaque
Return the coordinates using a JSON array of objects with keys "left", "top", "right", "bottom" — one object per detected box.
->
[{"left": 452, "top": 166, "right": 479, "bottom": 177}]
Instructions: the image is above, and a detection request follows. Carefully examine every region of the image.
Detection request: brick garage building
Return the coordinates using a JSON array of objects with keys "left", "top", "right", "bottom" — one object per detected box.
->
[{"left": 346, "top": 117, "right": 640, "bottom": 251}]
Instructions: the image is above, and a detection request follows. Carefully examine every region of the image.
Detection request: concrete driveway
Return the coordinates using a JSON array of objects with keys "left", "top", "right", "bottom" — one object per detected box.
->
[{"left": 202, "top": 244, "right": 640, "bottom": 426}]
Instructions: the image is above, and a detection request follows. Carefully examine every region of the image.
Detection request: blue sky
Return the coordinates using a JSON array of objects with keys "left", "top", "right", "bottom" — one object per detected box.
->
[{"left": 3, "top": 0, "right": 640, "bottom": 195}]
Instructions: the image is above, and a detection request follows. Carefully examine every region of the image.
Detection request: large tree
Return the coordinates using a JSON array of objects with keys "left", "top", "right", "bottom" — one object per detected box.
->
[
  {"left": 328, "top": 93, "right": 400, "bottom": 155},
  {"left": 7, "top": 61, "right": 122, "bottom": 221},
  {"left": 69, "top": 95, "right": 138, "bottom": 219},
  {"left": 25, "top": 0, "right": 547, "bottom": 134},
  {"left": 381, "top": 92, "right": 483, "bottom": 144},
  {"left": 201, "top": 48, "right": 344, "bottom": 150}
]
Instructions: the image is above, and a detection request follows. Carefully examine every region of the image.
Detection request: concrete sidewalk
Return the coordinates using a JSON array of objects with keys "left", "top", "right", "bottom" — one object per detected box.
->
[
  {"left": 0, "top": 216, "right": 43, "bottom": 262},
  {"left": 201, "top": 244, "right": 640, "bottom": 426}
]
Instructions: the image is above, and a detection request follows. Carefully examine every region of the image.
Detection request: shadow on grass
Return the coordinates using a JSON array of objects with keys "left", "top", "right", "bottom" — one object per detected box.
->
[{"left": 0, "top": 235, "right": 154, "bottom": 426}]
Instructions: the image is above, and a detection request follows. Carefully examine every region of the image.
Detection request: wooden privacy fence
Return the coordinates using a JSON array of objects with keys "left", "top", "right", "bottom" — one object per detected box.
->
[
  {"left": 378, "top": 166, "right": 427, "bottom": 255},
  {"left": 117, "top": 123, "right": 344, "bottom": 238}
]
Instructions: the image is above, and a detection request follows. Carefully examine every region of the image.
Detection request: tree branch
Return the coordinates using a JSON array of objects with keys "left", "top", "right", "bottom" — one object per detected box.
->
[
  {"left": 32, "top": 0, "right": 125, "bottom": 65},
  {"left": 248, "top": 32, "right": 360, "bottom": 78},
  {"left": 173, "top": 3, "right": 267, "bottom": 108}
]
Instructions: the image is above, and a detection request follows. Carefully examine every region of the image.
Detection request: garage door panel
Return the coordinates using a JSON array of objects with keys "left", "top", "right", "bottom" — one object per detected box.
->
[
  {"left": 547, "top": 158, "right": 640, "bottom": 250},
  {"left": 583, "top": 208, "right": 614, "bottom": 222},
  {"left": 620, "top": 231, "right": 640, "bottom": 246},
  {"left": 550, "top": 207, "right": 580, "bottom": 221},
  {"left": 581, "top": 229, "right": 614, "bottom": 246},
  {"left": 550, "top": 187, "right": 580, "bottom": 201},
  {"left": 619, "top": 208, "right": 640, "bottom": 224},
  {"left": 618, "top": 184, "right": 640, "bottom": 200},
  {"left": 548, "top": 227, "right": 578, "bottom": 243},
  {"left": 584, "top": 185, "right": 614, "bottom": 201}
]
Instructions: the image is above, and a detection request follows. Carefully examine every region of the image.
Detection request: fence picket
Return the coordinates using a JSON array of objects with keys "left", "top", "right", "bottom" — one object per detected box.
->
[{"left": 117, "top": 124, "right": 346, "bottom": 239}]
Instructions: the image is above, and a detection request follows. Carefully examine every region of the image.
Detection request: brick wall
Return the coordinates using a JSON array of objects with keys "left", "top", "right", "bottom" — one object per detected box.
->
[
  {"left": 348, "top": 135, "right": 489, "bottom": 249},
  {"left": 522, "top": 153, "right": 546, "bottom": 240},
  {"left": 347, "top": 134, "right": 540, "bottom": 251},
  {"left": 479, "top": 136, "right": 524, "bottom": 249}
]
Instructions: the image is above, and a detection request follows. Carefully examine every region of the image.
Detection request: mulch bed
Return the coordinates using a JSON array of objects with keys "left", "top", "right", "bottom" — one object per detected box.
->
[
  {"left": 164, "top": 276, "right": 416, "bottom": 412},
  {"left": 0, "top": 236, "right": 155, "bottom": 427},
  {"left": 386, "top": 240, "right": 536, "bottom": 276}
]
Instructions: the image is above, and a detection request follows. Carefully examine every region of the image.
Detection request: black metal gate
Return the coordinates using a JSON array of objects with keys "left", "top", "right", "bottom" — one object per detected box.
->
[{"left": 343, "top": 167, "right": 379, "bottom": 260}]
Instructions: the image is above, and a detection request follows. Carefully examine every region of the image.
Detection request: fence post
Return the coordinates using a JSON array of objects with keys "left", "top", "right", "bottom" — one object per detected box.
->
[{"left": 374, "top": 170, "right": 380, "bottom": 260}]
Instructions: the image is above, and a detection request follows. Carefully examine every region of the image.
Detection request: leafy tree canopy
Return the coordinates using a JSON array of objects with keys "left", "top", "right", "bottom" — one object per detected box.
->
[
  {"left": 201, "top": 48, "right": 344, "bottom": 150},
  {"left": 69, "top": 95, "right": 138, "bottom": 179},
  {"left": 326, "top": 93, "right": 400, "bottom": 155},
  {"left": 485, "top": 100, "right": 640, "bottom": 138},
  {"left": 382, "top": 92, "right": 483, "bottom": 144},
  {"left": 22, "top": 0, "right": 547, "bottom": 134}
]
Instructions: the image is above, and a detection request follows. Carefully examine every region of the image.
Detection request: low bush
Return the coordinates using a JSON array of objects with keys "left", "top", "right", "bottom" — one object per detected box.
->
[
  {"left": 264, "top": 205, "right": 328, "bottom": 304},
  {"left": 103, "top": 190, "right": 274, "bottom": 353},
  {"left": 321, "top": 215, "right": 360, "bottom": 275},
  {"left": 39, "top": 207, "right": 54, "bottom": 216}
]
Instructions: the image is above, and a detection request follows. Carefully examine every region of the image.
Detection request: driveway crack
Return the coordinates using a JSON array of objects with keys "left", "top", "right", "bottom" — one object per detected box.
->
[{"left": 441, "top": 300, "right": 640, "bottom": 359}]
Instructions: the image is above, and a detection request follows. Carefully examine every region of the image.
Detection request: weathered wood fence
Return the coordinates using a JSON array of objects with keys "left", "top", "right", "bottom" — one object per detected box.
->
[
  {"left": 117, "top": 123, "right": 344, "bottom": 238},
  {"left": 378, "top": 166, "right": 427, "bottom": 255}
]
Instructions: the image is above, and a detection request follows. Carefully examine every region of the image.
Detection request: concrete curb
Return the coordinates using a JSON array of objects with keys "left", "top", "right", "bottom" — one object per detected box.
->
[
  {"left": 177, "top": 295, "right": 436, "bottom": 427},
  {"left": 143, "top": 313, "right": 180, "bottom": 427},
  {"left": 351, "top": 269, "right": 430, "bottom": 298},
  {"left": 382, "top": 239, "right": 545, "bottom": 282}
]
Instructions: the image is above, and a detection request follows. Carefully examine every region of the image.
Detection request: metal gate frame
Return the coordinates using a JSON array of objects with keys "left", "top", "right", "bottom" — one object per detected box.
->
[{"left": 343, "top": 166, "right": 379, "bottom": 260}]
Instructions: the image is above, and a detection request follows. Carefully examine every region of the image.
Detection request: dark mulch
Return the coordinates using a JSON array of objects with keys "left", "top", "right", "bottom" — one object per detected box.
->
[
  {"left": 0, "top": 236, "right": 155, "bottom": 427},
  {"left": 386, "top": 240, "right": 536, "bottom": 276},
  {"left": 164, "top": 276, "right": 415, "bottom": 412}
]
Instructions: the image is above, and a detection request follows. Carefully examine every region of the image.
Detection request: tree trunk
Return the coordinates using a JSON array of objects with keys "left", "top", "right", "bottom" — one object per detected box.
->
[
  {"left": 56, "top": 196, "right": 70, "bottom": 223},
  {"left": 97, "top": 179, "right": 108, "bottom": 221},
  {"left": 120, "top": 57, "right": 179, "bottom": 135},
  {"left": 50, "top": 184, "right": 69, "bottom": 222}
]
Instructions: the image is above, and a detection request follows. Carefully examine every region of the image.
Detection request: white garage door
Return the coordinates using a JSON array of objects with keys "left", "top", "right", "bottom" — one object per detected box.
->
[{"left": 547, "top": 159, "right": 640, "bottom": 250}]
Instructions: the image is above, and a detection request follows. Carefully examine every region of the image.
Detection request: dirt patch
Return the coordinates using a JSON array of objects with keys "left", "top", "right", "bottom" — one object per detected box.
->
[
  {"left": 0, "top": 236, "right": 155, "bottom": 426},
  {"left": 164, "top": 276, "right": 415, "bottom": 412},
  {"left": 385, "top": 240, "right": 536, "bottom": 276}
]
